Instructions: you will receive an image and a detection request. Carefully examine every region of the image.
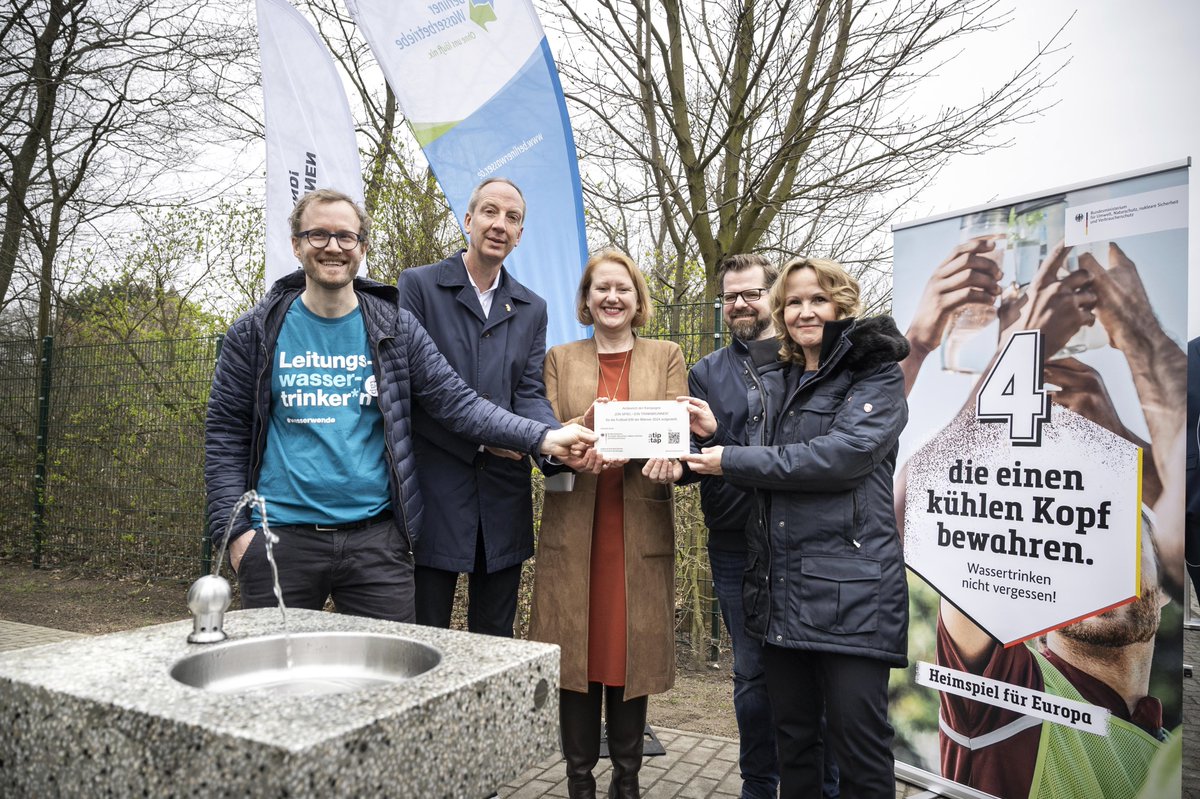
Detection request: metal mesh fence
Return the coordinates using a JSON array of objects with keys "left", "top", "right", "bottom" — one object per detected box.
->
[
  {"left": 642, "top": 301, "right": 732, "bottom": 660},
  {"left": 0, "top": 338, "right": 38, "bottom": 562},
  {"left": 642, "top": 299, "right": 724, "bottom": 364},
  {"left": 0, "top": 336, "right": 220, "bottom": 579}
]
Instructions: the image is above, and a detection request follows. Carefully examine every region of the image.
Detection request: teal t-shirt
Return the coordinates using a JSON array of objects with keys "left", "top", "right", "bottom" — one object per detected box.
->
[{"left": 254, "top": 298, "right": 389, "bottom": 526}]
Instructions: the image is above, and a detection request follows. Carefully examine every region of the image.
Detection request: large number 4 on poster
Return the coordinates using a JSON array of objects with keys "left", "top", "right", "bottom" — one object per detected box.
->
[{"left": 975, "top": 330, "right": 1050, "bottom": 446}]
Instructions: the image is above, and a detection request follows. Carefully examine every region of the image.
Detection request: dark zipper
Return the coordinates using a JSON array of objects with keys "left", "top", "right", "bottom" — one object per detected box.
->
[
  {"left": 742, "top": 350, "right": 777, "bottom": 639},
  {"left": 847, "top": 489, "right": 862, "bottom": 549},
  {"left": 248, "top": 323, "right": 271, "bottom": 483},
  {"left": 745, "top": 360, "right": 769, "bottom": 446}
]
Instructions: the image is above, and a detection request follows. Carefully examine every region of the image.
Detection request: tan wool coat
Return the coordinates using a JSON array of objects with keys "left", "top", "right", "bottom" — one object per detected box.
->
[{"left": 528, "top": 336, "right": 687, "bottom": 699}]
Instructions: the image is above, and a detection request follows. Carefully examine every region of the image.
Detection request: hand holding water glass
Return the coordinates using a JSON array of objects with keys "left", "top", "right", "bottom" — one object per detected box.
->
[
  {"left": 1000, "top": 241, "right": 1096, "bottom": 358},
  {"left": 937, "top": 209, "right": 1008, "bottom": 373},
  {"left": 1073, "top": 243, "right": 1156, "bottom": 354},
  {"left": 908, "top": 237, "right": 1005, "bottom": 361}
]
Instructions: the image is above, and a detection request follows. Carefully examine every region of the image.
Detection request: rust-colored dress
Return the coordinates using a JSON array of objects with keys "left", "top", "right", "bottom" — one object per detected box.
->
[
  {"left": 587, "top": 351, "right": 631, "bottom": 686},
  {"left": 531, "top": 337, "right": 684, "bottom": 698}
]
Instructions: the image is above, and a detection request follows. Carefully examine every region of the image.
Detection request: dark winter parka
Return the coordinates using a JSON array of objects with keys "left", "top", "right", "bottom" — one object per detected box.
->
[
  {"left": 204, "top": 272, "right": 551, "bottom": 552},
  {"left": 687, "top": 336, "right": 760, "bottom": 552},
  {"left": 718, "top": 316, "right": 911, "bottom": 666}
]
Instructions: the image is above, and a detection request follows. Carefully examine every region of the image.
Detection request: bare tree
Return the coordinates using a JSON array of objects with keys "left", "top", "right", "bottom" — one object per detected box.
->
[
  {"left": 546, "top": 0, "right": 1065, "bottom": 312},
  {"left": 0, "top": 0, "right": 257, "bottom": 338}
]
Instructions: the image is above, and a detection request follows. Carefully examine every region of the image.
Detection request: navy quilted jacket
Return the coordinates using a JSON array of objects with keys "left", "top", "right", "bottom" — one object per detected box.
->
[
  {"left": 687, "top": 336, "right": 762, "bottom": 552},
  {"left": 204, "top": 272, "right": 551, "bottom": 551},
  {"left": 719, "top": 316, "right": 911, "bottom": 666}
]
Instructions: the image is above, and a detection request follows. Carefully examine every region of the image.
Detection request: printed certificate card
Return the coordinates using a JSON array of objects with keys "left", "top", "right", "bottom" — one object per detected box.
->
[{"left": 594, "top": 400, "right": 689, "bottom": 459}]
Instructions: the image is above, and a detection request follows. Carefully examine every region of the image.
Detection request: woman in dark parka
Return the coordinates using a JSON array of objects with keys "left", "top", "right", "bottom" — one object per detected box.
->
[{"left": 683, "top": 256, "right": 910, "bottom": 799}]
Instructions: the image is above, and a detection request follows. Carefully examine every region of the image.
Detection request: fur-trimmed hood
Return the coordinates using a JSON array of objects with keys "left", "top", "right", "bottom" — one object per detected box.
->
[{"left": 820, "top": 314, "right": 910, "bottom": 374}]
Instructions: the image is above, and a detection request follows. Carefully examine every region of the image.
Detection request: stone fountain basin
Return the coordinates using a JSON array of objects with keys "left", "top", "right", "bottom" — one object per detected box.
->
[
  {"left": 170, "top": 631, "right": 442, "bottom": 696},
  {"left": 0, "top": 608, "right": 559, "bottom": 797}
]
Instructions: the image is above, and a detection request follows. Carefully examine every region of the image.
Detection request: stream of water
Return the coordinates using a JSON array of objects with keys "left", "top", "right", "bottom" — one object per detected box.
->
[{"left": 225, "top": 491, "right": 292, "bottom": 671}]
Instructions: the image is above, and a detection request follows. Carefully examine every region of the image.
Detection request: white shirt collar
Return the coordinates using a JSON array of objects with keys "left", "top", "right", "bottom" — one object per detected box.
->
[{"left": 467, "top": 267, "right": 500, "bottom": 318}]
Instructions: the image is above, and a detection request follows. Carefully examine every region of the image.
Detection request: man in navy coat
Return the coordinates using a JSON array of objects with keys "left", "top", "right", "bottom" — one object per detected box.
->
[{"left": 399, "top": 177, "right": 560, "bottom": 636}]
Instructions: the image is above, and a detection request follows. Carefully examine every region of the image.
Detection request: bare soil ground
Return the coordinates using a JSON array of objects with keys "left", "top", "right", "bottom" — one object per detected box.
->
[{"left": 0, "top": 559, "right": 738, "bottom": 739}]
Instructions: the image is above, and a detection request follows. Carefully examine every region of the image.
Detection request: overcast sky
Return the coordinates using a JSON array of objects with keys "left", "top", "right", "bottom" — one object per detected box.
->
[{"left": 895, "top": 0, "right": 1199, "bottom": 335}]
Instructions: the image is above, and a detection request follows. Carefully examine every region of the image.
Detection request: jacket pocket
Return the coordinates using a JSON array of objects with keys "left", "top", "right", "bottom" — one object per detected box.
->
[
  {"left": 797, "top": 555, "right": 880, "bottom": 634},
  {"left": 792, "top": 392, "right": 841, "bottom": 440}
]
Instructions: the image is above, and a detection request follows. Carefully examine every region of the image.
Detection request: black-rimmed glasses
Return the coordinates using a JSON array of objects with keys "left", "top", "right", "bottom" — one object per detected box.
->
[
  {"left": 295, "top": 229, "right": 366, "bottom": 250},
  {"left": 720, "top": 288, "right": 768, "bottom": 304}
]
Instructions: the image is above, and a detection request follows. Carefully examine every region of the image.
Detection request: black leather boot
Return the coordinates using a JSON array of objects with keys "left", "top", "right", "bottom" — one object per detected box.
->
[
  {"left": 560, "top": 686, "right": 603, "bottom": 799},
  {"left": 604, "top": 686, "right": 648, "bottom": 799}
]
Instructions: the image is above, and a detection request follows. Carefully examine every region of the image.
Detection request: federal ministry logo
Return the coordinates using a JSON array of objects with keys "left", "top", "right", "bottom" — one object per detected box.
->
[{"left": 470, "top": 0, "right": 496, "bottom": 30}]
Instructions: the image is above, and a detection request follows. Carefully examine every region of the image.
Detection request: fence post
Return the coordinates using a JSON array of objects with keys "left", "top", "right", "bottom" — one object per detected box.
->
[
  {"left": 32, "top": 336, "right": 53, "bottom": 568},
  {"left": 708, "top": 299, "right": 723, "bottom": 660},
  {"left": 712, "top": 298, "right": 722, "bottom": 349},
  {"left": 200, "top": 333, "right": 224, "bottom": 577}
]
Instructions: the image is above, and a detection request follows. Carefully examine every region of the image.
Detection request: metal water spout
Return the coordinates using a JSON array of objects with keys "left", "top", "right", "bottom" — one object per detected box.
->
[
  {"left": 187, "top": 491, "right": 265, "bottom": 643},
  {"left": 186, "top": 573, "right": 232, "bottom": 643}
]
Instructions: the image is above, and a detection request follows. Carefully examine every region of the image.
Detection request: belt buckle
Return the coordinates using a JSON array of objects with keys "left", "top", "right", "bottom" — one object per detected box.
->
[{"left": 314, "top": 523, "right": 339, "bottom": 532}]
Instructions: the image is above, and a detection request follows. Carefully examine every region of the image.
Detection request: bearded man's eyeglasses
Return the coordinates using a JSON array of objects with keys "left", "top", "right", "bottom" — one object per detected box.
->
[{"left": 720, "top": 288, "right": 768, "bottom": 304}]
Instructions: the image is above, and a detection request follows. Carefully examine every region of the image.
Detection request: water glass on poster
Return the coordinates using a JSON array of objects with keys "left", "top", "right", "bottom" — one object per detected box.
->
[
  {"left": 594, "top": 401, "right": 689, "bottom": 459},
  {"left": 940, "top": 209, "right": 1006, "bottom": 374}
]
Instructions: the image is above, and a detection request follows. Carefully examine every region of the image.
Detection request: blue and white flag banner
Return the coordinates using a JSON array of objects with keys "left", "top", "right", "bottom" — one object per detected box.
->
[
  {"left": 257, "top": 0, "right": 366, "bottom": 288},
  {"left": 344, "top": 0, "right": 587, "bottom": 347}
]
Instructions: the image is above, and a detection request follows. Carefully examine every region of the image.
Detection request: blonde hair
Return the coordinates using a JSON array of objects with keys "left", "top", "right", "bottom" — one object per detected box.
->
[
  {"left": 576, "top": 248, "right": 653, "bottom": 329},
  {"left": 770, "top": 256, "right": 861, "bottom": 364},
  {"left": 289, "top": 188, "right": 369, "bottom": 240}
]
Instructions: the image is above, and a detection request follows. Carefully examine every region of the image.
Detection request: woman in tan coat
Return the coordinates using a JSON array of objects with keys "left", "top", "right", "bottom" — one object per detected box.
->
[{"left": 529, "top": 248, "right": 686, "bottom": 799}]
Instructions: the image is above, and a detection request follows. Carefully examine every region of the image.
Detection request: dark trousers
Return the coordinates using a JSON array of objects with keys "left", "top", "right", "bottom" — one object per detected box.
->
[
  {"left": 414, "top": 526, "right": 523, "bottom": 636},
  {"left": 762, "top": 645, "right": 894, "bottom": 799},
  {"left": 236, "top": 518, "right": 414, "bottom": 622},
  {"left": 709, "top": 546, "right": 781, "bottom": 799}
]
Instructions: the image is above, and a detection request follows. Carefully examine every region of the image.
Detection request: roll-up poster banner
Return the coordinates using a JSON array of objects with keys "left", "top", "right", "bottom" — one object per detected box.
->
[
  {"left": 344, "top": 0, "right": 586, "bottom": 348},
  {"left": 891, "top": 161, "right": 1189, "bottom": 799},
  {"left": 257, "top": 0, "right": 366, "bottom": 288}
]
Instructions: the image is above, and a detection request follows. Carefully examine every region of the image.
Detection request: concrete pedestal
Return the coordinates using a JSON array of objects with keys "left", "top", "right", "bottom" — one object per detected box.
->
[{"left": 0, "top": 609, "right": 559, "bottom": 797}]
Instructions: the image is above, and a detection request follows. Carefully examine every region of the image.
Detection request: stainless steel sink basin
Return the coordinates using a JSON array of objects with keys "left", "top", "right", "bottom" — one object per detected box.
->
[{"left": 170, "top": 632, "right": 441, "bottom": 696}]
